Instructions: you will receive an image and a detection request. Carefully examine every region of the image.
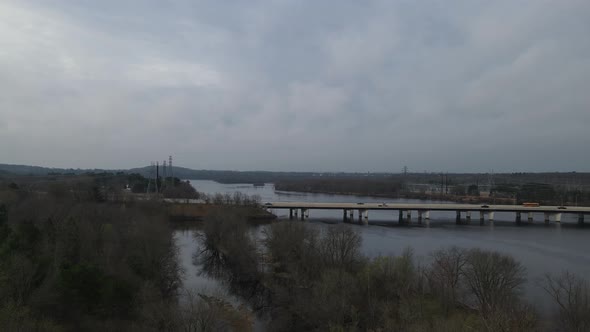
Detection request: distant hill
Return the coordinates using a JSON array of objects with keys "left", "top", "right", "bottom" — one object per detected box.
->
[
  {"left": 2, "top": 163, "right": 590, "bottom": 187},
  {"left": 127, "top": 165, "right": 317, "bottom": 184},
  {"left": 0, "top": 163, "right": 317, "bottom": 183},
  {"left": 0, "top": 169, "right": 13, "bottom": 176},
  {"left": 0, "top": 164, "right": 111, "bottom": 176},
  {"left": 0, "top": 163, "right": 71, "bottom": 175}
]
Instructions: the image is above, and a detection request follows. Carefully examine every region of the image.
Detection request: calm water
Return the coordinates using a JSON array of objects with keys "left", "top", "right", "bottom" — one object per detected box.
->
[{"left": 177, "top": 180, "right": 590, "bottom": 315}]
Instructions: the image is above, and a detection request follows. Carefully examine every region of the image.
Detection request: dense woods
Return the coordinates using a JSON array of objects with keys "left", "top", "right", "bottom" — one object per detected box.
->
[
  {"left": 2, "top": 172, "right": 589, "bottom": 331},
  {"left": 0, "top": 191, "right": 182, "bottom": 330},
  {"left": 197, "top": 211, "right": 590, "bottom": 331}
]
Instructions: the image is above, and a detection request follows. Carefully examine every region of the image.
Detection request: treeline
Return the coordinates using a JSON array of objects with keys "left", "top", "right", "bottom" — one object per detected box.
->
[
  {"left": 0, "top": 172, "right": 199, "bottom": 202},
  {"left": 493, "top": 182, "right": 590, "bottom": 205},
  {"left": 127, "top": 166, "right": 316, "bottom": 184},
  {"left": 274, "top": 177, "right": 590, "bottom": 205},
  {"left": 198, "top": 213, "right": 590, "bottom": 331},
  {"left": 275, "top": 178, "right": 405, "bottom": 197},
  {"left": 0, "top": 191, "right": 183, "bottom": 331},
  {"left": 198, "top": 192, "right": 262, "bottom": 206},
  {"left": 0, "top": 176, "right": 270, "bottom": 331}
]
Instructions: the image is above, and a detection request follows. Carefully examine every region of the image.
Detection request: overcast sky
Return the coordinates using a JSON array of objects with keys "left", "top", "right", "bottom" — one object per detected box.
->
[{"left": 1, "top": 1, "right": 589, "bottom": 172}]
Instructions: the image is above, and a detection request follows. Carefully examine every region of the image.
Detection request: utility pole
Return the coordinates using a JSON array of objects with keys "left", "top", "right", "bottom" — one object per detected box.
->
[
  {"left": 162, "top": 160, "right": 167, "bottom": 190},
  {"left": 147, "top": 162, "right": 154, "bottom": 194}
]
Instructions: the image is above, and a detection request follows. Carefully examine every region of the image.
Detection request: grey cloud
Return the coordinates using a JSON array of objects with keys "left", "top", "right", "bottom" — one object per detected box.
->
[{"left": 1, "top": 0, "right": 589, "bottom": 172}]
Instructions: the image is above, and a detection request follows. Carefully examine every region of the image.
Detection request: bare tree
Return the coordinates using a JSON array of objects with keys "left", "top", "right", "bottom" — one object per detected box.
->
[
  {"left": 232, "top": 192, "right": 243, "bottom": 206},
  {"left": 319, "top": 225, "right": 362, "bottom": 271},
  {"left": 428, "top": 247, "right": 467, "bottom": 313},
  {"left": 212, "top": 193, "right": 225, "bottom": 205},
  {"left": 543, "top": 271, "right": 590, "bottom": 332},
  {"left": 463, "top": 249, "right": 526, "bottom": 315}
]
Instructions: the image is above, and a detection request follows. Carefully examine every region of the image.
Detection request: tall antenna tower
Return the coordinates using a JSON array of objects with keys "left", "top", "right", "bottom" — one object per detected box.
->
[{"left": 169, "top": 155, "right": 173, "bottom": 187}]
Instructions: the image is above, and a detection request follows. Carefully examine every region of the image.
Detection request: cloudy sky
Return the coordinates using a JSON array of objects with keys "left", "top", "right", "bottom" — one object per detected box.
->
[{"left": 1, "top": 0, "right": 589, "bottom": 172}]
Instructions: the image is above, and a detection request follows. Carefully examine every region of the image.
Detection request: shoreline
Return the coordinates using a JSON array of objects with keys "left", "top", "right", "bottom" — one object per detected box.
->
[{"left": 274, "top": 188, "right": 516, "bottom": 205}]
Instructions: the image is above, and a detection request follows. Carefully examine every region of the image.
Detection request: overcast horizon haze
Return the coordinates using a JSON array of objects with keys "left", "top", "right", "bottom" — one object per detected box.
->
[{"left": 1, "top": 1, "right": 589, "bottom": 173}]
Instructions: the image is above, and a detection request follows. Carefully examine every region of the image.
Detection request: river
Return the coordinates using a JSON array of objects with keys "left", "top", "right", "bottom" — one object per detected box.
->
[{"left": 175, "top": 180, "right": 590, "bottom": 320}]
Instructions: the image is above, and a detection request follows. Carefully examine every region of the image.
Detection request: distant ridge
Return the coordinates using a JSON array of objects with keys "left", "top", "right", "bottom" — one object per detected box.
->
[
  {"left": 2, "top": 163, "right": 590, "bottom": 186},
  {"left": 0, "top": 163, "right": 112, "bottom": 176},
  {"left": 126, "top": 165, "right": 316, "bottom": 183},
  {"left": 0, "top": 163, "right": 316, "bottom": 183}
]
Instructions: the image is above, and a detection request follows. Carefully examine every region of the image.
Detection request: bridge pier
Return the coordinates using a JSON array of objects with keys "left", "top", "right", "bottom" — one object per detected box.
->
[
  {"left": 358, "top": 209, "right": 368, "bottom": 225},
  {"left": 406, "top": 210, "right": 412, "bottom": 224},
  {"left": 417, "top": 211, "right": 423, "bottom": 224},
  {"left": 528, "top": 212, "right": 534, "bottom": 223},
  {"left": 294, "top": 209, "right": 298, "bottom": 220},
  {"left": 349, "top": 210, "right": 354, "bottom": 222},
  {"left": 300, "top": 209, "right": 305, "bottom": 221},
  {"left": 489, "top": 211, "right": 495, "bottom": 222},
  {"left": 466, "top": 211, "right": 471, "bottom": 224},
  {"left": 544, "top": 213, "right": 550, "bottom": 225},
  {"left": 479, "top": 211, "right": 485, "bottom": 225},
  {"left": 579, "top": 214, "right": 585, "bottom": 225},
  {"left": 398, "top": 210, "right": 404, "bottom": 225},
  {"left": 516, "top": 212, "right": 521, "bottom": 225},
  {"left": 289, "top": 209, "right": 293, "bottom": 220},
  {"left": 456, "top": 211, "right": 461, "bottom": 225},
  {"left": 555, "top": 213, "right": 562, "bottom": 223}
]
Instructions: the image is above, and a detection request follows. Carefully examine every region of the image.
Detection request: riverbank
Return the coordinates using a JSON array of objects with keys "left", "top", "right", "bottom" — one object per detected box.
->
[
  {"left": 275, "top": 187, "right": 516, "bottom": 205},
  {"left": 168, "top": 203, "right": 276, "bottom": 223}
]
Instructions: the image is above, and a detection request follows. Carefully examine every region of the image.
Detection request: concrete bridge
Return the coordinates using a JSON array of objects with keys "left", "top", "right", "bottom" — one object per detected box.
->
[{"left": 263, "top": 202, "right": 590, "bottom": 226}]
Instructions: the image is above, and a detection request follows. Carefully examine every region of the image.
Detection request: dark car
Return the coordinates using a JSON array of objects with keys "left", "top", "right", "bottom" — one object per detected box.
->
[
  {"left": 558, "top": 206, "right": 567, "bottom": 209},
  {"left": 481, "top": 205, "right": 490, "bottom": 208}
]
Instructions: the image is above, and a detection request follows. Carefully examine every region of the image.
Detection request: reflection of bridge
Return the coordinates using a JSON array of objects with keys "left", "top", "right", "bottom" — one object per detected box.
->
[{"left": 264, "top": 202, "right": 590, "bottom": 226}]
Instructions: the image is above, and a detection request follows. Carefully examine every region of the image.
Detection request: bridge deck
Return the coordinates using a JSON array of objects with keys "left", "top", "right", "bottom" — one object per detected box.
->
[{"left": 265, "top": 202, "right": 590, "bottom": 214}]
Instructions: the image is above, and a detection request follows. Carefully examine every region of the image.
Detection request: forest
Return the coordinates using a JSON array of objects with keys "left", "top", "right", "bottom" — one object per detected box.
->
[
  {"left": 196, "top": 210, "right": 590, "bottom": 331},
  {"left": 1, "top": 173, "right": 589, "bottom": 331}
]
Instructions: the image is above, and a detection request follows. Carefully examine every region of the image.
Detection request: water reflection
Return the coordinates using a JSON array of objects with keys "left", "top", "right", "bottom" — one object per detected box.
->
[{"left": 192, "top": 229, "right": 270, "bottom": 315}]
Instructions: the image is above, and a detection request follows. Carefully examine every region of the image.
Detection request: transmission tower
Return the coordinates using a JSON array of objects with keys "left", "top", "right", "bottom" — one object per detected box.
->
[
  {"left": 162, "top": 160, "right": 167, "bottom": 190},
  {"left": 169, "top": 155, "right": 173, "bottom": 187}
]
